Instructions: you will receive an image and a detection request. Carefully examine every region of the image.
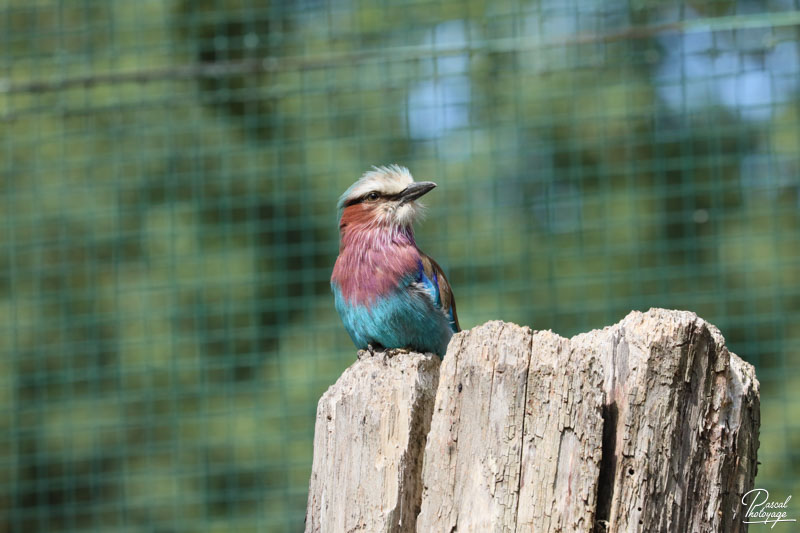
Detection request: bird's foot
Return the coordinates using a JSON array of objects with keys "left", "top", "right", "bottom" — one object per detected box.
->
[
  {"left": 357, "top": 344, "right": 406, "bottom": 360},
  {"left": 357, "top": 344, "right": 379, "bottom": 360},
  {"left": 357, "top": 345, "right": 375, "bottom": 360}
]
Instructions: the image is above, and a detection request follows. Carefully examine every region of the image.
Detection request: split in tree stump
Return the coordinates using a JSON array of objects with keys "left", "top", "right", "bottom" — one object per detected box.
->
[{"left": 305, "top": 309, "right": 760, "bottom": 533}]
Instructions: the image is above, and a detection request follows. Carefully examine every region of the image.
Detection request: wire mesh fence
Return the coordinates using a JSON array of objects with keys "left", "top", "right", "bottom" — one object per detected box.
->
[{"left": 1, "top": 0, "right": 798, "bottom": 531}]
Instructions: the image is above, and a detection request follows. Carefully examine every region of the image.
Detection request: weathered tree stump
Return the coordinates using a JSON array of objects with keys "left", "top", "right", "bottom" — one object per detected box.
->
[
  {"left": 305, "top": 309, "right": 760, "bottom": 533},
  {"left": 418, "top": 322, "right": 606, "bottom": 532},
  {"left": 304, "top": 350, "right": 440, "bottom": 533}
]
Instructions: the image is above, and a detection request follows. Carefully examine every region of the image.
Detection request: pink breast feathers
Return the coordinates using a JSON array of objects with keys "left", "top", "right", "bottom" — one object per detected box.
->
[{"left": 332, "top": 205, "right": 420, "bottom": 306}]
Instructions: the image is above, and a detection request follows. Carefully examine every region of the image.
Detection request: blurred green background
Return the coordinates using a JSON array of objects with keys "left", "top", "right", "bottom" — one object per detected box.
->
[{"left": 1, "top": 0, "right": 798, "bottom": 531}]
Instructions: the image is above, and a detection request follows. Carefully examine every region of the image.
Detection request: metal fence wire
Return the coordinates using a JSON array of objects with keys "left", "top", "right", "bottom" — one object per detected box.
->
[{"left": 1, "top": 0, "right": 799, "bottom": 531}]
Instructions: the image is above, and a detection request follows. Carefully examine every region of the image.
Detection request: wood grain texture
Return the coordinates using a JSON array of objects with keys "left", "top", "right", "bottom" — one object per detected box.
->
[
  {"left": 304, "top": 350, "right": 440, "bottom": 533},
  {"left": 417, "top": 310, "right": 759, "bottom": 532},
  {"left": 417, "top": 321, "right": 606, "bottom": 532},
  {"left": 306, "top": 309, "right": 760, "bottom": 533},
  {"left": 583, "top": 309, "right": 761, "bottom": 533}
]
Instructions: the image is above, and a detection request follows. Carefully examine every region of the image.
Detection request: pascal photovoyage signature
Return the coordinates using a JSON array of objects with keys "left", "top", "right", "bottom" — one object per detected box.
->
[{"left": 739, "top": 488, "right": 797, "bottom": 528}]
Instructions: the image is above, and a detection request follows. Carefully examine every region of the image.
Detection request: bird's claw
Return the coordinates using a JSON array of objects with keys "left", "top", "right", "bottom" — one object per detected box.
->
[
  {"left": 357, "top": 344, "right": 382, "bottom": 360},
  {"left": 385, "top": 347, "right": 411, "bottom": 357},
  {"left": 358, "top": 345, "right": 412, "bottom": 360}
]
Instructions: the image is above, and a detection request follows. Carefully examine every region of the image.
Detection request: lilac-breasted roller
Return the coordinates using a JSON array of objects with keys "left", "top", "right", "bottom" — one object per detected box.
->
[{"left": 331, "top": 165, "right": 459, "bottom": 357}]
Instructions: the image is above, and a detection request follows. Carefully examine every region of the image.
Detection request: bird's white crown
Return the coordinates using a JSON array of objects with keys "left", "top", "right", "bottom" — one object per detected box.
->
[{"left": 338, "top": 165, "right": 427, "bottom": 228}]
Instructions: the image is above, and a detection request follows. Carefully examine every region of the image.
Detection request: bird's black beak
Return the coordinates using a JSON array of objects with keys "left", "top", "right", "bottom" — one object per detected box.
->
[{"left": 399, "top": 181, "right": 436, "bottom": 205}]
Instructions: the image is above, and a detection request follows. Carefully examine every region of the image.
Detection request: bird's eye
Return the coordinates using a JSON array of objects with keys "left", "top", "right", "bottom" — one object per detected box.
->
[{"left": 366, "top": 192, "right": 380, "bottom": 201}]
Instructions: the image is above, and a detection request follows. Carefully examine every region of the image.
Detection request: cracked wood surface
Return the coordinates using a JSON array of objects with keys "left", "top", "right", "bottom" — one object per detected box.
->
[
  {"left": 304, "top": 350, "right": 440, "bottom": 533},
  {"left": 417, "top": 321, "right": 605, "bottom": 532},
  {"left": 305, "top": 309, "right": 760, "bottom": 533},
  {"left": 418, "top": 310, "right": 759, "bottom": 532},
  {"left": 582, "top": 309, "right": 761, "bottom": 533}
]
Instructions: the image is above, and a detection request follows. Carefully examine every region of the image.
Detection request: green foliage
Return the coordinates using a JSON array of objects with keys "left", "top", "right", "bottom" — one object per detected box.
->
[{"left": 1, "top": 0, "right": 799, "bottom": 531}]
